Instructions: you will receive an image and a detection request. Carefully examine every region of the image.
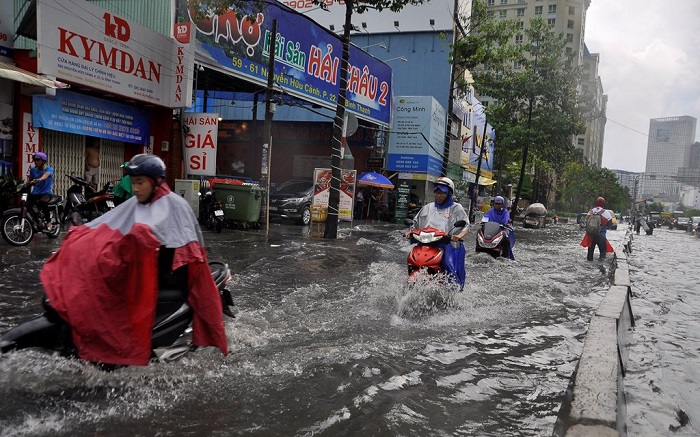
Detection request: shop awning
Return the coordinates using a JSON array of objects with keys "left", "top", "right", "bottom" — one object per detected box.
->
[
  {"left": 475, "top": 175, "right": 497, "bottom": 186},
  {"left": 0, "top": 61, "right": 69, "bottom": 89}
]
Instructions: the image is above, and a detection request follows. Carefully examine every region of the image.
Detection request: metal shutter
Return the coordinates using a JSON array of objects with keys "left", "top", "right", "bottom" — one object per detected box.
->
[{"left": 41, "top": 130, "right": 85, "bottom": 197}]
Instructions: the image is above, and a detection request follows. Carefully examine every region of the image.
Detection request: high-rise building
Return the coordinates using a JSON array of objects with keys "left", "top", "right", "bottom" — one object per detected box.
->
[
  {"left": 642, "top": 116, "right": 698, "bottom": 200},
  {"left": 486, "top": 0, "right": 607, "bottom": 167}
]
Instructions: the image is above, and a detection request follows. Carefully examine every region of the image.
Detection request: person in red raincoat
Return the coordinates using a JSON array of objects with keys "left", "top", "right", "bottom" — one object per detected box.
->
[
  {"left": 580, "top": 196, "right": 614, "bottom": 261},
  {"left": 40, "top": 154, "right": 228, "bottom": 365}
]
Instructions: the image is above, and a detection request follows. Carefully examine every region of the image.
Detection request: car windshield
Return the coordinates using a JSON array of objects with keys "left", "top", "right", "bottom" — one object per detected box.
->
[
  {"left": 274, "top": 181, "right": 312, "bottom": 195},
  {"left": 677, "top": 217, "right": 690, "bottom": 222}
]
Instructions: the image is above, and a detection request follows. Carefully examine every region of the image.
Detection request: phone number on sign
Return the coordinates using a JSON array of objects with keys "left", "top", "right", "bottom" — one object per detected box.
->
[{"left": 281, "top": 0, "right": 345, "bottom": 10}]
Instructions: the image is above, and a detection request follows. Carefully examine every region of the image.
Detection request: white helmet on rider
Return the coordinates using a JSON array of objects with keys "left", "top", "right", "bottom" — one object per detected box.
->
[{"left": 434, "top": 177, "right": 455, "bottom": 194}]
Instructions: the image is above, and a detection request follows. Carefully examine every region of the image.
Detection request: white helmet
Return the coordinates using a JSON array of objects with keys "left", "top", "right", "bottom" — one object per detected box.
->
[{"left": 434, "top": 177, "right": 455, "bottom": 192}]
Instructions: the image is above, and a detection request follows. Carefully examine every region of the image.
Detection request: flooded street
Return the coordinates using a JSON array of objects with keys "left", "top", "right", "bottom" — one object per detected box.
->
[
  {"left": 624, "top": 227, "right": 700, "bottom": 436},
  {"left": 0, "top": 221, "right": 694, "bottom": 436}
]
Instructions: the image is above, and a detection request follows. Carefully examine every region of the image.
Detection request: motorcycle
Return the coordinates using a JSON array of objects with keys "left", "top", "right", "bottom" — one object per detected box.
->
[
  {"left": 199, "top": 189, "right": 224, "bottom": 233},
  {"left": 476, "top": 221, "right": 515, "bottom": 259},
  {"left": 0, "top": 261, "right": 235, "bottom": 364},
  {"left": 1, "top": 183, "right": 62, "bottom": 246},
  {"left": 405, "top": 219, "right": 467, "bottom": 287},
  {"left": 62, "top": 174, "right": 115, "bottom": 225}
]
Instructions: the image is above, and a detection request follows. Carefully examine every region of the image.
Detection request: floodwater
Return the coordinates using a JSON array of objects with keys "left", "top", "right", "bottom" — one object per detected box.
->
[
  {"left": 0, "top": 220, "right": 692, "bottom": 436},
  {"left": 624, "top": 226, "right": 699, "bottom": 436}
]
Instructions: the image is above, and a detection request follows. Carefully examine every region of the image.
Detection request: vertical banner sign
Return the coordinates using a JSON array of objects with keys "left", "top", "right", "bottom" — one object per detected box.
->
[
  {"left": 182, "top": 113, "right": 218, "bottom": 177},
  {"left": 22, "top": 112, "right": 39, "bottom": 180},
  {"left": 312, "top": 168, "right": 356, "bottom": 221}
]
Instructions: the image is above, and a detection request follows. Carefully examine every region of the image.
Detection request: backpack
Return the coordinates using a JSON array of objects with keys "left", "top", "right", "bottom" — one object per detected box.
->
[{"left": 585, "top": 211, "right": 602, "bottom": 236}]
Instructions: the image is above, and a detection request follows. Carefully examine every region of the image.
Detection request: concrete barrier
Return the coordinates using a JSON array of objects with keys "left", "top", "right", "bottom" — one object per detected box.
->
[{"left": 555, "top": 231, "right": 634, "bottom": 436}]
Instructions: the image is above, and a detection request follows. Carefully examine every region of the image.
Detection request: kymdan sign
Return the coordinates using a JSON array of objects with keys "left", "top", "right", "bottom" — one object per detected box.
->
[
  {"left": 179, "top": 0, "right": 391, "bottom": 127},
  {"left": 36, "top": 0, "right": 194, "bottom": 108}
]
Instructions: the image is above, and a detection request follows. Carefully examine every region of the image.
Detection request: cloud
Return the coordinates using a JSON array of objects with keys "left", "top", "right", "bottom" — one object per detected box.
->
[{"left": 585, "top": 0, "right": 700, "bottom": 171}]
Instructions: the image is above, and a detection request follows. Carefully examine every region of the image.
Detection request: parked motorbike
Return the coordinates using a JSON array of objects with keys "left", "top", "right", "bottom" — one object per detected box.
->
[
  {"left": 405, "top": 219, "right": 467, "bottom": 286},
  {"left": 62, "top": 174, "right": 115, "bottom": 224},
  {"left": 199, "top": 190, "right": 224, "bottom": 233},
  {"left": 1, "top": 183, "right": 62, "bottom": 246},
  {"left": 0, "top": 261, "right": 235, "bottom": 364},
  {"left": 476, "top": 221, "right": 515, "bottom": 259}
]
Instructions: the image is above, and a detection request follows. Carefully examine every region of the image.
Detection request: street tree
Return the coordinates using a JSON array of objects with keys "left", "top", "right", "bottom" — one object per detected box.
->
[{"left": 453, "top": 0, "right": 592, "bottom": 216}]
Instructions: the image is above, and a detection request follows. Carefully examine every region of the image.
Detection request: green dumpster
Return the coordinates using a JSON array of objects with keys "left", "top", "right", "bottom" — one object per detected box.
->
[{"left": 213, "top": 183, "right": 264, "bottom": 225}]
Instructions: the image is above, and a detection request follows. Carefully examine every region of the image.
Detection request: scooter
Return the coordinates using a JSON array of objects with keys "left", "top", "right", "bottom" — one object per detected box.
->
[
  {"left": 476, "top": 221, "right": 515, "bottom": 259},
  {"left": 62, "top": 174, "right": 115, "bottom": 224},
  {"left": 1, "top": 183, "right": 62, "bottom": 246},
  {"left": 405, "top": 219, "right": 467, "bottom": 287},
  {"left": 200, "top": 190, "right": 224, "bottom": 233},
  {"left": 0, "top": 261, "right": 235, "bottom": 364}
]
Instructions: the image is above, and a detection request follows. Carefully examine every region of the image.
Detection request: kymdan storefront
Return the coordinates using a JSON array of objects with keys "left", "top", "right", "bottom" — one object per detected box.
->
[{"left": 9, "top": 0, "right": 193, "bottom": 195}]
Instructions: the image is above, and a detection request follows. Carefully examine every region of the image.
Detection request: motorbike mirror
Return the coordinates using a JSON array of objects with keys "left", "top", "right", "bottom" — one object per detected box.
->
[
  {"left": 404, "top": 218, "right": 414, "bottom": 227},
  {"left": 453, "top": 220, "right": 467, "bottom": 228}
]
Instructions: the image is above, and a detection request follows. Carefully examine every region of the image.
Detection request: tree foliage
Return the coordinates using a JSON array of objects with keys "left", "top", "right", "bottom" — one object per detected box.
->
[
  {"left": 453, "top": 0, "right": 596, "bottom": 213},
  {"left": 557, "top": 161, "right": 631, "bottom": 213}
]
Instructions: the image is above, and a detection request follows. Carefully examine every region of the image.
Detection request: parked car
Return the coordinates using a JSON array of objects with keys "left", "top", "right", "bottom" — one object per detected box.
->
[
  {"left": 269, "top": 179, "right": 314, "bottom": 225},
  {"left": 676, "top": 216, "right": 691, "bottom": 231}
]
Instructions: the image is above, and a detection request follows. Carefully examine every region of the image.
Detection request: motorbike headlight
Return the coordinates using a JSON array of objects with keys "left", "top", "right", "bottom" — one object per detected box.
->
[{"left": 414, "top": 231, "right": 439, "bottom": 244}]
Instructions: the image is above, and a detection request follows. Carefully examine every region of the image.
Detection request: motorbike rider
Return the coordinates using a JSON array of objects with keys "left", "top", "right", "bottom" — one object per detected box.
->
[
  {"left": 405, "top": 177, "right": 469, "bottom": 288},
  {"left": 40, "top": 154, "right": 228, "bottom": 366},
  {"left": 111, "top": 161, "right": 133, "bottom": 204},
  {"left": 481, "top": 195, "right": 515, "bottom": 259},
  {"left": 580, "top": 196, "right": 614, "bottom": 261},
  {"left": 27, "top": 151, "right": 55, "bottom": 232}
]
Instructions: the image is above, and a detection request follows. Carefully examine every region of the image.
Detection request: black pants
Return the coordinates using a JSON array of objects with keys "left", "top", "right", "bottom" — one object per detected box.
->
[
  {"left": 28, "top": 193, "right": 52, "bottom": 223},
  {"left": 587, "top": 234, "right": 606, "bottom": 261}
]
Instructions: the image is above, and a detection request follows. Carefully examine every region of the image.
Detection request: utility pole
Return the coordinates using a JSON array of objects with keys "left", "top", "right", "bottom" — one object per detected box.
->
[{"left": 260, "top": 19, "right": 277, "bottom": 232}]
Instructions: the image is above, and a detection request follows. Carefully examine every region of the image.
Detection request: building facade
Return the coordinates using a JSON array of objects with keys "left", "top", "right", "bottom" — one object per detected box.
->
[
  {"left": 486, "top": 0, "right": 606, "bottom": 167},
  {"left": 642, "top": 116, "right": 698, "bottom": 200}
]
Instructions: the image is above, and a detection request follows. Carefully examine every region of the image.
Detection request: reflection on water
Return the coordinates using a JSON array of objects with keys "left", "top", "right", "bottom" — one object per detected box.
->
[
  {"left": 1, "top": 222, "right": 623, "bottom": 436},
  {"left": 625, "top": 227, "right": 699, "bottom": 436}
]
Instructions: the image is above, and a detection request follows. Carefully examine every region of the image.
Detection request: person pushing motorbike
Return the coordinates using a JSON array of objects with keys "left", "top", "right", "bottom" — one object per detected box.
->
[
  {"left": 405, "top": 177, "right": 469, "bottom": 288},
  {"left": 27, "top": 152, "right": 55, "bottom": 232},
  {"left": 40, "top": 154, "right": 228, "bottom": 366}
]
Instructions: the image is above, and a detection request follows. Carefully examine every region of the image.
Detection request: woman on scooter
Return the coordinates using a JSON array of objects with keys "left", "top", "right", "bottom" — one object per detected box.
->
[
  {"left": 40, "top": 154, "right": 228, "bottom": 366},
  {"left": 481, "top": 195, "right": 515, "bottom": 259},
  {"left": 406, "top": 177, "right": 469, "bottom": 287}
]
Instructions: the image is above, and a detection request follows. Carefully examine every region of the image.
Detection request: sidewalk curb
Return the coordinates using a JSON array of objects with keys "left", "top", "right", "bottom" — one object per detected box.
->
[{"left": 555, "top": 230, "right": 635, "bottom": 436}]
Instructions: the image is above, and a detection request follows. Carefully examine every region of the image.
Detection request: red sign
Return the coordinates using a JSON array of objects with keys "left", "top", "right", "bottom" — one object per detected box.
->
[{"left": 174, "top": 22, "right": 191, "bottom": 44}]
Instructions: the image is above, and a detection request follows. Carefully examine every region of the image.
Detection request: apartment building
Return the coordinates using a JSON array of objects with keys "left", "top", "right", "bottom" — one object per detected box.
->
[{"left": 486, "top": 0, "right": 606, "bottom": 166}]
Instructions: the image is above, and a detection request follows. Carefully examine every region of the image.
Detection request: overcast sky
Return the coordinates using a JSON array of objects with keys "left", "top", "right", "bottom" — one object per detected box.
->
[{"left": 585, "top": 0, "right": 700, "bottom": 172}]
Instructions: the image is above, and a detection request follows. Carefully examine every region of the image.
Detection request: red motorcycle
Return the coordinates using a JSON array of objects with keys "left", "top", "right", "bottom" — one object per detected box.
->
[{"left": 405, "top": 219, "right": 467, "bottom": 287}]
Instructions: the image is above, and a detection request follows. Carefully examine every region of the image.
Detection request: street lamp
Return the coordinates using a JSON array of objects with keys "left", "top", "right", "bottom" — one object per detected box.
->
[
  {"left": 383, "top": 56, "right": 408, "bottom": 62},
  {"left": 362, "top": 42, "right": 387, "bottom": 50}
]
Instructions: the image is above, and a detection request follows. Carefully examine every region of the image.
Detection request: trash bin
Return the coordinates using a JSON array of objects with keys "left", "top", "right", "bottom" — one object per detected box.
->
[{"left": 213, "top": 183, "right": 264, "bottom": 226}]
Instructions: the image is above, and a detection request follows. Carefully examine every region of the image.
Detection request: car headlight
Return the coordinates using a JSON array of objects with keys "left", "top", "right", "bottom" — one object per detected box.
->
[{"left": 286, "top": 197, "right": 304, "bottom": 204}]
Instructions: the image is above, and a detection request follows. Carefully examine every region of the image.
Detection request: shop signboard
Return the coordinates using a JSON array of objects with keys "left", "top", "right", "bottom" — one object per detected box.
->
[
  {"left": 386, "top": 96, "right": 445, "bottom": 177},
  {"left": 21, "top": 112, "right": 40, "bottom": 180},
  {"left": 178, "top": 0, "right": 391, "bottom": 127},
  {"left": 0, "top": 3, "right": 14, "bottom": 61},
  {"left": 33, "top": 91, "right": 151, "bottom": 144},
  {"left": 461, "top": 95, "right": 495, "bottom": 178},
  {"left": 36, "top": 0, "right": 194, "bottom": 108},
  {"left": 182, "top": 113, "right": 219, "bottom": 177},
  {"left": 394, "top": 180, "right": 411, "bottom": 224},
  {"left": 312, "top": 168, "right": 356, "bottom": 221}
]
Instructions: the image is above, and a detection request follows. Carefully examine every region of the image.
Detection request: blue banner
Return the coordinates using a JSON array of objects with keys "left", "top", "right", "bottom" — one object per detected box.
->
[
  {"left": 33, "top": 91, "right": 151, "bottom": 144},
  {"left": 180, "top": 1, "right": 392, "bottom": 126}
]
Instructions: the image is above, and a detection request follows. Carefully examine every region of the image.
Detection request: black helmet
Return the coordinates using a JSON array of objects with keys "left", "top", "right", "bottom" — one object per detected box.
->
[{"left": 125, "top": 154, "right": 166, "bottom": 182}]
